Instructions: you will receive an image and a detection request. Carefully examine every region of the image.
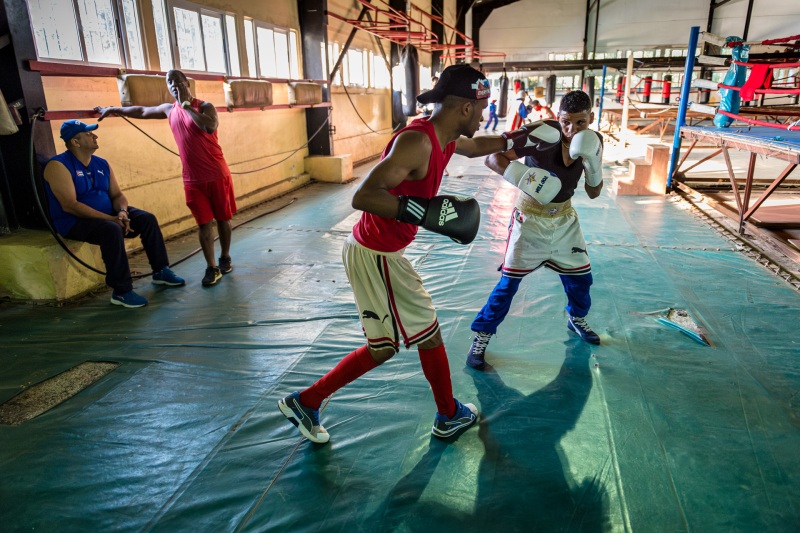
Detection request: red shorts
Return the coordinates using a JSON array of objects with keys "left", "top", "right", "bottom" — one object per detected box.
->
[{"left": 184, "top": 175, "right": 237, "bottom": 225}]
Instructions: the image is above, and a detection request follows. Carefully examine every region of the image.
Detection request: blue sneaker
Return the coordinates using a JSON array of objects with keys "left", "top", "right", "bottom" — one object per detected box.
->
[
  {"left": 110, "top": 289, "right": 148, "bottom": 308},
  {"left": 152, "top": 266, "right": 185, "bottom": 287},
  {"left": 466, "top": 331, "right": 492, "bottom": 370},
  {"left": 432, "top": 399, "right": 478, "bottom": 438},
  {"left": 278, "top": 392, "right": 330, "bottom": 443},
  {"left": 568, "top": 316, "right": 600, "bottom": 344}
]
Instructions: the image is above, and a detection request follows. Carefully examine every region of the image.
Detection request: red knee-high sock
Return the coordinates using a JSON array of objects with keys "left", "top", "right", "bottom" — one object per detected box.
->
[
  {"left": 418, "top": 344, "right": 456, "bottom": 417},
  {"left": 300, "top": 345, "right": 379, "bottom": 409}
]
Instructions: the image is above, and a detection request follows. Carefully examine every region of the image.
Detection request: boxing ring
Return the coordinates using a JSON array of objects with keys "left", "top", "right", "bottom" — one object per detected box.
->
[
  {"left": 668, "top": 28, "right": 800, "bottom": 236},
  {"left": 603, "top": 106, "right": 712, "bottom": 141},
  {"left": 675, "top": 126, "right": 800, "bottom": 233}
]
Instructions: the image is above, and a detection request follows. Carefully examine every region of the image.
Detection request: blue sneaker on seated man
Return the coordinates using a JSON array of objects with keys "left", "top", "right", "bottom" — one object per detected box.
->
[
  {"left": 152, "top": 266, "right": 185, "bottom": 286},
  {"left": 111, "top": 289, "right": 148, "bottom": 308}
]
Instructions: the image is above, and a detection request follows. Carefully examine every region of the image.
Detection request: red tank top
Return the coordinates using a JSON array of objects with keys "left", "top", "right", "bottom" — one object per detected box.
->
[
  {"left": 353, "top": 118, "right": 456, "bottom": 252},
  {"left": 168, "top": 99, "right": 231, "bottom": 183}
]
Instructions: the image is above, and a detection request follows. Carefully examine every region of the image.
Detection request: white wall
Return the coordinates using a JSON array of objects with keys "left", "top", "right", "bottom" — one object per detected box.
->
[
  {"left": 712, "top": 0, "right": 800, "bottom": 41},
  {"left": 479, "top": 0, "right": 585, "bottom": 62},
  {"left": 480, "top": 0, "right": 800, "bottom": 60},
  {"left": 592, "top": 0, "right": 706, "bottom": 51}
]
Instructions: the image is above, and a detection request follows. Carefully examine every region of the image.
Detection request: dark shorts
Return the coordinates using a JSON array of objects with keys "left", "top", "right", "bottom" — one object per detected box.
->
[{"left": 184, "top": 175, "right": 237, "bottom": 225}]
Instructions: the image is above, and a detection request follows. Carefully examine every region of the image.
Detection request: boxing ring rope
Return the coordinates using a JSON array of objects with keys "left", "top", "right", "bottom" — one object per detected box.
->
[
  {"left": 718, "top": 86, "right": 800, "bottom": 95},
  {"left": 722, "top": 34, "right": 800, "bottom": 49},
  {"left": 715, "top": 110, "right": 800, "bottom": 131}
]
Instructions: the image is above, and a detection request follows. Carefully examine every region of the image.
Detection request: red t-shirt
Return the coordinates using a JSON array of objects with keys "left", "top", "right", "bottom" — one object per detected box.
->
[
  {"left": 353, "top": 117, "right": 456, "bottom": 252},
  {"left": 168, "top": 99, "right": 231, "bottom": 183}
]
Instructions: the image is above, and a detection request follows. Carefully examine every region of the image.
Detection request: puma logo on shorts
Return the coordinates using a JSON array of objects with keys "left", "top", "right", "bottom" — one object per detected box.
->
[{"left": 362, "top": 310, "right": 389, "bottom": 323}]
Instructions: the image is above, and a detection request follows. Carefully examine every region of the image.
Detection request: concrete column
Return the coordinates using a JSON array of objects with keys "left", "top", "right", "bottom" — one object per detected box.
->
[
  {"left": 620, "top": 54, "right": 634, "bottom": 145},
  {"left": 298, "top": 0, "right": 332, "bottom": 156}
]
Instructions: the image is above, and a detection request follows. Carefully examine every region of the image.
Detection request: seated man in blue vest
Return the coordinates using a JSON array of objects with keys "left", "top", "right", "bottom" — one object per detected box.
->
[{"left": 43, "top": 120, "right": 184, "bottom": 308}]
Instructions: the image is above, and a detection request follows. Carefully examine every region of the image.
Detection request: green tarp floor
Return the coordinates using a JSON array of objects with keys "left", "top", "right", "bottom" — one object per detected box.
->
[{"left": 1, "top": 154, "right": 799, "bottom": 532}]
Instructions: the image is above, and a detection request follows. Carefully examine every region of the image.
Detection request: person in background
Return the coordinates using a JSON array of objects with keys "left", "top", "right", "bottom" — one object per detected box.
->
[
  {"left": 528, "top": 99, "right": 556, "bottom": 121},
  {"left": 484, "top": 99, "right": 499, "bottom": 131},
  {"left": 508, "top": 90, "right": 529, "bottom": 130},
  {"left": 43, "top": 120, "right": 185, "bottom": 308},
  {"left": 95, "top": 69, "right": 236, "bottom": 288}
]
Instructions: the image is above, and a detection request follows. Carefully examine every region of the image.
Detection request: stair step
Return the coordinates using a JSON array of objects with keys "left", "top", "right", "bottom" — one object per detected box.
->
[{"left": 613, "top": 144, "right": 670, "bottom": 196}]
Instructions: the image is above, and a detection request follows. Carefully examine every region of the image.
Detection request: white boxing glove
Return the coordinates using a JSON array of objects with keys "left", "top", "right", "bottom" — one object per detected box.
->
[
  {"left": 502, "top": 161, "right": 562, "bottom": 205},
  {"left": 569, "top": 130, "right": 604, "bottom": 187}
]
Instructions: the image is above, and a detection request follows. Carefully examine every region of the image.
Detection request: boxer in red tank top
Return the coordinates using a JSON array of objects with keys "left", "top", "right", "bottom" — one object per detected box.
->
[{"left": 277, "top": 64, "right": 542, "bottom": 445}]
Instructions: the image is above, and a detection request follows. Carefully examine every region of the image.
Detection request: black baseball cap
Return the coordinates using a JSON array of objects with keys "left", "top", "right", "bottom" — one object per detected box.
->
[{"left": 417, "top": 64, "right": 491, "bottom": 105}]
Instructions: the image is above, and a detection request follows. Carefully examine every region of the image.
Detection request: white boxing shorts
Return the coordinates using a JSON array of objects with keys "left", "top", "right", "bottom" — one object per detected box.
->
[
  {"left": 500, "top": 198, "right": 591, "bottom": 278},
  {"left": 342, "top": 233, "right": 440, "bottom": 352}
]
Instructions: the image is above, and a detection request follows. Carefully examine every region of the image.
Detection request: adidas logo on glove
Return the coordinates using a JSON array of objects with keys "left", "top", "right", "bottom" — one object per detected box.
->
[
  {"left": 396, "top": 194, "right": 481, "bottom": 245},
  {"left": 438, "top": 198, "right": 459, "bottom": 226}
]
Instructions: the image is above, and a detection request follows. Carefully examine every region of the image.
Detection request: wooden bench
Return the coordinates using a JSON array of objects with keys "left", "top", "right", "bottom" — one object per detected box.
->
[{"left": 0, "top": 229, "right": 104, "bottom": 300}]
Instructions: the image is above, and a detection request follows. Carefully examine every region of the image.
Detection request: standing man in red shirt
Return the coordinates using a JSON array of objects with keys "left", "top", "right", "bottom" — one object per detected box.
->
[
  {"left": 95, "top": 70, "right": 235, "bottom": 287},
  {"left": 277, "top": 64, "right": 561, "bottom": 444}
]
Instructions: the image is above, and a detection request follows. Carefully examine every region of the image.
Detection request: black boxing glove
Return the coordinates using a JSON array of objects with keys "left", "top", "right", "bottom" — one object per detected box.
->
[
  {"left": 397, "top": 195, "right": 481, "bottom": 245},
  {"left": 501, "top": 120, "right": 561, "bottom": 151}
]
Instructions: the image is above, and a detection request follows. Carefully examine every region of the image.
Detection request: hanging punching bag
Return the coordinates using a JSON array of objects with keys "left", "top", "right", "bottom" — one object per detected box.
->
[
  {"left": 643, "top": 76, "right": 652, "bottom": 103},
  {"left": 497, "top": 70, "right": 509, "bottom": 118},
  {"left": 401, "top": 45, "right": 420, "bottom": 117},
  {"left": 546, "top": 75, "right": 556, "bottom": 107},
  {"left": 661, "top": 75, "right": 672, "bottom": 104},
  {"left": 584, "top": 76, "right": 595, "bottom": 104}
]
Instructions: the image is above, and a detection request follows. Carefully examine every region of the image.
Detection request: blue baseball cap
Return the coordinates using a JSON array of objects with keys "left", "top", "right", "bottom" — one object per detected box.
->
[{"left": 60, "top": 120, "right": 98, "bottom": 141}]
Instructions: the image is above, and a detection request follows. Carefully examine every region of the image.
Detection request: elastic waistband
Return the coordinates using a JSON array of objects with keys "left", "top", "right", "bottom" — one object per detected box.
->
[
  {"left": 516, "top": 195, "right": 573, "bottom": 218},
  {"left": 347, "top": 232, "right": 406, "bottom": 257}
]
